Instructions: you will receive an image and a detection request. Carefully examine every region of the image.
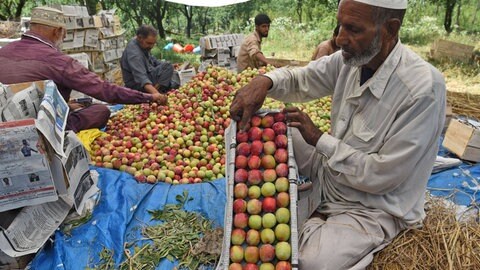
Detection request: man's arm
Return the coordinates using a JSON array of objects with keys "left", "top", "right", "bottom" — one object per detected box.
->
[{"left": 254, "top": 52, "right": 270, "bottom": 67}]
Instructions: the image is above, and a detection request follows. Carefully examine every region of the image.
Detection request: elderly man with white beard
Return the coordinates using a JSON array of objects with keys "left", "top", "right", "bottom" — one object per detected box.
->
[{"left": 229, "top": 0, "right": 446, "bottom": 269}]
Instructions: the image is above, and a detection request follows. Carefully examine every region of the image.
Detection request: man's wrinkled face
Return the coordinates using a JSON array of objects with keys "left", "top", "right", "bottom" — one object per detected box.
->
[
  {"left": 137, "top": 35, "right": 157, "bottom": 51},
  {"left": 336, "top": 0, "right": 383, "bottom": 67},
  {"left": 256, "top": 23, "right": 270, "bottom": 38}
]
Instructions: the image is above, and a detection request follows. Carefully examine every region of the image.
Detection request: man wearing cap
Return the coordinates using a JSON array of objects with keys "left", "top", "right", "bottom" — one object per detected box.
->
[
  {"left": 0, "top": 6, "right": 167, "bottom": 133},
  {"left": 121, "top": 24, "right": 180, "bottom": 94},
  {"left": 236, "top": 13, "right": 273, "bottom": 72},
  {"left": 230, "top": 0, "right": 446, "bottom": 269}
]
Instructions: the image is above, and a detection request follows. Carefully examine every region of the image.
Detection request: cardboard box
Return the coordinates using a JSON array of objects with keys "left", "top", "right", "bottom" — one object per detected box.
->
[
  {"left": 430, "top": 39, "right": 474, "bottom": 62},
  {"left": 442, "top": 118, "right": 480, "bottom": 162},
  {"left": 266, "top": 57, "right": 309, "bottom": 67},
  {"left": 178, "top": 68, "right": 196, "bottom": 86}
]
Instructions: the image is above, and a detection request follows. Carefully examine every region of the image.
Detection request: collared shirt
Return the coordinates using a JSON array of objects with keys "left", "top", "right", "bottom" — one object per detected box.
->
[
  {"left": 121, "top": 39, "right": 162, "bottom": 91},
  {"left": 266, "top": 41, "right": 446, "bottom": 226},
  {"left": 0, "top": 32, "right": 152, "bottom": 104},
  {"left": 237, "top": 31, "right": 262, "bottom": 72}
]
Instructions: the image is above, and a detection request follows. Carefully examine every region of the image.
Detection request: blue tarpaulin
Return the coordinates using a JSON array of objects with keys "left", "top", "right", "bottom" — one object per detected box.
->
[
  {"left": 29, "top": 167, "right": 226, "bottom": 270},
  {"left": 28, "top": 138, "right": 480, "bottom": 269}
]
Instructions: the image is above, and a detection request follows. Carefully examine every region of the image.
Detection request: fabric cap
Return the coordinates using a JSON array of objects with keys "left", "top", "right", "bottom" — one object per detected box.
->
[
  {"left": 30, "top": 6, "right": 66, "bottom": 28},
  {"left": 353, "top": 0, "right": 407, "bottom": 9},
  {"left": 254, "top": 14, "right": 271, "bottom": 25}
]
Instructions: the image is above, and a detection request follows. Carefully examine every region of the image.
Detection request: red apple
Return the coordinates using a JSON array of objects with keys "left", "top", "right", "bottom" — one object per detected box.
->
[
  {"left": 275, "top": 134, "right": 288, "bottom": 149},
  {"left": 234, "top": 183, "right": 248, "bottom": 199},
  {"left": 234, "top": 169, "right": 248, "bottom": 183},
  {"left": 248, "top": 126, "right": 263, "bottom": 141},
  {"left": 233, "top": 213, "right": 248, "bottom": 229},
  {"left": 236, "top": 131, "right": 249, "bottom": 143},
  {"left": 233, "top": 199, "right": 247, "bottom": 213},
  {"left": 248, "top": 169, "right": 263, "bottom": 185},
  {"left": 261, "top": 114, "right": 274, "bottom": 128},
  {"left": 261, "top": 155, "right": 276, "bottom": 169},
  {"left": 235, "top": 155, "right": 248, "bottom": 169},
  {"left": 259, "top": 244, "right": 275, "bottom": 262},
  {"left": 244, "top": 246, "right": 260, "bottom": 263},
  {"left": 275, "top": 163, "right": 289, "bottom": 177},
  {"left": 248, "top": 155, "right": 262, "bottom": 170},
  {"left": 262, "top": 128, "right": 276, "bottom": 141},
  {"left": 262, "top": 196, "right": 277, "bottom": 213},
  {"left": 275, "top": 261, "right": 292, "bottom": 270},
  {"left": 236, "top": 142, "right": 251, "bottom": 156},
  {"left": 247, "top": 199, "right": 262, "bottom": 215},
  {"left": 250, "top": 140, "right": 264, "bottom": 156},
  {"left": 272, "top": 122, "right": 287, "bottom": 135},
  {"left": 251, "top": 115, "right": 262, "bottom": 127},
  {"left": 246, "top": 229, "right": 261, "bottom": 246},
  {"left": 276, "top": 192, "right": 290, "bottom": 208},
  {"left": 274, "top": 148, "right": 288, "bottom": 163},
  {"left": 263, "top": 169, "right": 277, "bottom": 182},
  {"left": 273, "top": 112, "right": 286, "bottom": 122},
  {"left": 229, "top": 263, "right": 242, "bottom": 270},
  {"left": 244, "top": 263, "right": 259, "bottom": 270}
]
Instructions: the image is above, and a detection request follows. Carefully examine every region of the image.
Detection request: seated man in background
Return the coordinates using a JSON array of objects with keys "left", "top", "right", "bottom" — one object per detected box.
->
[
  {"left": 311, "top": 24, "right": 340, "bottom": 60},
  {"left": 0, "top": 6, "right": 167, "bottom": 133},
  {"left": 237, "top": 13, "right": 273, "bottom": 72},
  {"left": 121, "top": 25, "right": 179, "bottom": 94}
]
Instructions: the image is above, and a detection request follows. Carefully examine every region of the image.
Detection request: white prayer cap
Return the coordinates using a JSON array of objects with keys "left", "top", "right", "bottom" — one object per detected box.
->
[{"left": 353, "top": 0, "right": 407, "bottom": 9}]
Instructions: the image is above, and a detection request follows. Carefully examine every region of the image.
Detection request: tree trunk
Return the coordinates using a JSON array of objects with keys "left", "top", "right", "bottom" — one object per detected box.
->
[
  {"left": 296, "top": 0, "right": 303, "bottom": 24},
  {"left": 14, "top": 0, "right": 27, "bottom": 20},
  {"left": 472, "top": 0, "right": 480, "bottom": 26},
  {"left": 455, "top": 0, "right": 461, "bottom": 29},
  {"left": 444, "top": 0, "right": 456, "bottom": 33}
]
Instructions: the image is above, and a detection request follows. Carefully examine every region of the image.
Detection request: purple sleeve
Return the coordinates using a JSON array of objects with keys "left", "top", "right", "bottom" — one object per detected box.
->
[{"left": 55, "top": 54, "right": 153, "bottom": 104}]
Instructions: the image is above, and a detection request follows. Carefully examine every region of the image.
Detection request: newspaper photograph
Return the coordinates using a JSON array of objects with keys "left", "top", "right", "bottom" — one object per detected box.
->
[
  {"left": 0, "top": 119, "right": 58, "bottom": 212},
  {"left": 0, "top": 82, "right": 42, "bottom": 122},
  {"left": 0, "top": 197, "right": 72, "bottom": 257},
  {"left": 35, "top": 81, "right": 69, "bottom": 157}
]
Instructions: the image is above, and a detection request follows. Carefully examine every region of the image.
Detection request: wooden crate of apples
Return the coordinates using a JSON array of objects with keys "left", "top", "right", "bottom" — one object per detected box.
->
[{"left": 220, "top": 111, "right": 298, "bottom": 270}]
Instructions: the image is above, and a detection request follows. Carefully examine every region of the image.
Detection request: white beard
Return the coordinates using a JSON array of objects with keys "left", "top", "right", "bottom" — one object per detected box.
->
[{"left": 343, "top": 31, "right": 381, "bottom": 67}]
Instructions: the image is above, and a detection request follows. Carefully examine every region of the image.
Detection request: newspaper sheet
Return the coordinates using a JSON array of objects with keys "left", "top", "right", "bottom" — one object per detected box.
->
[
  {"left": 0, "top": 82, "right": 43, "bottom": 122},
  {"left": 0, "top": 119, "right": 57, "bottom": 212},
  {"left": 35, "top": 81, "right": 69, "bottom": 157},
  {"left": 62, "top": 131, "right": 98, "bottom": 214},
  {"left": 0, "top": 197, "right": 72, "bottom": 257}
]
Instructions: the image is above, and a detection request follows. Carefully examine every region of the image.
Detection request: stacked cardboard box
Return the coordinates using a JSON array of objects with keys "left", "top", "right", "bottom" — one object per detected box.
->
[
  {"left": 199, "top": 34, "right": 244, "bottom": 71},
  {"left": 52, "top": 5, "right": 126, "bottom": 85}
]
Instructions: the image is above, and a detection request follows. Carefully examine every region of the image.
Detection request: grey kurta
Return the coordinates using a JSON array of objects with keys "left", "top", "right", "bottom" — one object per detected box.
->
[{"left": 265, "top": 41, "right": 446, "bottom": 269}]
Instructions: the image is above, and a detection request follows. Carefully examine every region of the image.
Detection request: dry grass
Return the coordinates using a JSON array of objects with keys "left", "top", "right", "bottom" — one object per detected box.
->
[
  {"left": 369, "top": 198, "right": 480, "bottom": 270},
  {"left": 447, "top": 91, "right": 480, "bottom": 120}
]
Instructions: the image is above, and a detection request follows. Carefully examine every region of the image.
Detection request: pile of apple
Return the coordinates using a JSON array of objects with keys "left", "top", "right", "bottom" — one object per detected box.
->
[
  {"left": 90, "top": 66, "right": 237, "bottom": 184},
  {"left": 90, "top": 64, "right": 331, "bottom": 185},
  {"left": 229, "top": 113, "right": 293, "bottom": 270}
]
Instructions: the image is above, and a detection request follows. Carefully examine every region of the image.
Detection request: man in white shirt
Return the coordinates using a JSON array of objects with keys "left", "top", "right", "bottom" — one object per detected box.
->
[{"left": 230, "top": 0, "right": 446, "bottom": 269}]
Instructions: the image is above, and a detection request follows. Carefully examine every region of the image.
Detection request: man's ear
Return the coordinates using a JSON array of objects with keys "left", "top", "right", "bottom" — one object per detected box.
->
[{"left": 385, "top": 18, "right": 401, "bottom": 41}]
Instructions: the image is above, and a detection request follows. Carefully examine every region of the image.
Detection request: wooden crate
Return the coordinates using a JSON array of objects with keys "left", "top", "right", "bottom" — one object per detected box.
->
[
  {"left": 266, "top": 57, "right": 309, "bottom": 67},
  {"left": 430, "top": 39, "right": 474, "bottom": 62},
  {"left": 442, "top": 119, "right": 480, "bottom": 162}
]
